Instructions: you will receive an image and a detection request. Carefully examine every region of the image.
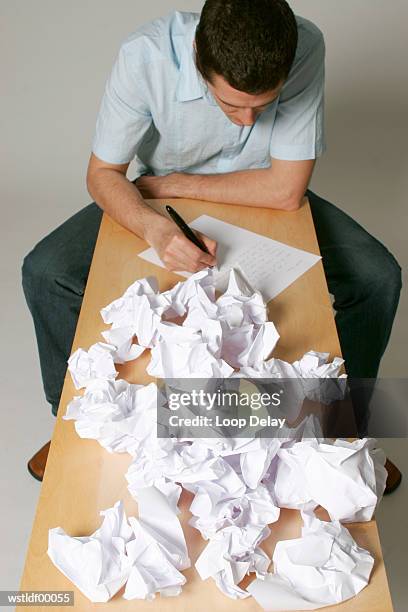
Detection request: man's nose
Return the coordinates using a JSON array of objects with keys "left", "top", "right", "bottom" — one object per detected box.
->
[{"left": 237, "top": 108, "right": 257, "bottom": 125}]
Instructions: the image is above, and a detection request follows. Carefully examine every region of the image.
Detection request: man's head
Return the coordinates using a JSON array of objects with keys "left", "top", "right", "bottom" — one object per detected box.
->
[{"left": 195, "top": 0, "right": 298, "bottom": 126}]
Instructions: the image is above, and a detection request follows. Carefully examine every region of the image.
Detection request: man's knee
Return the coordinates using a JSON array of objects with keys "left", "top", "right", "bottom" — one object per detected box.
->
[
  {"left": 333, "top": 241, "right": 401, "bottom": 313},
  {"left": 358, "top": 244, "right": 402, "bottom": 306},
  {"left": 376, "top": 248, "right": 402, "bottom": 303},
  {"left": 22, "top": 230, "right": 67, "bottom": 300},
  {"left": 22, "top": 241, "right": 51, "bottom": 297},
  {"left": 21, "top": 204, "right": 101, "bottom": 298}
]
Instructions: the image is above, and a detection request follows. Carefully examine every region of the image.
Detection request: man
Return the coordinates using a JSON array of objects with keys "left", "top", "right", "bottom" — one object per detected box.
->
[{"left": 23, "top": 0, "right": 401, "bottom": 489}]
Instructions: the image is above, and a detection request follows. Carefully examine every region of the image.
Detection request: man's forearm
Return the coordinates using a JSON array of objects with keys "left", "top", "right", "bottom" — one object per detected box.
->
[
  {"left": 87, "top": 167, "right": 164, "bottom": 239},
  {"left": 86, "top": 161, "right": 217, "bottom": 273},
  {"left": 136, "top": 159, "right": 315, "bottom": 211},
  {"left": 174, "top": 168, "right": 297, "bottom": 209}
]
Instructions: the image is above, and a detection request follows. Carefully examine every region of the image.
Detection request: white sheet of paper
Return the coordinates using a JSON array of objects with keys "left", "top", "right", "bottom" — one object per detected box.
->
[{"left": 138, "top": 215, "right": 321, "bottom": 301}]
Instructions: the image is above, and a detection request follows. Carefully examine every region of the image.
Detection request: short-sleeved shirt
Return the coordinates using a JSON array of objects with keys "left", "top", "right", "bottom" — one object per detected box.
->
[{"left": 92, "top": 11, "right": 325, "bottom": 177}]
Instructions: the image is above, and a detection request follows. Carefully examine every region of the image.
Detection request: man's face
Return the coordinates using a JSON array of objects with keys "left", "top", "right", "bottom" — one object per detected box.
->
[{"left": 207, "top": 73, "right": 283, "bottom": 126}]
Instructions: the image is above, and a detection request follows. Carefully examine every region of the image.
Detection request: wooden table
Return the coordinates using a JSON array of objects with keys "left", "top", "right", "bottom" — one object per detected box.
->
[{"left": 20, "top": 198, "right": 394, "bottom": 611}]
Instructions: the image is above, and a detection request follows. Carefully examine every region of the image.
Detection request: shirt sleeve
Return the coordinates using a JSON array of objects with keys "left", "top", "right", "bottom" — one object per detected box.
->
[
  {"left": 92, "top": 43, "right": 152, "bottom": 165},
  {"left": 269, "top": 23, "right": 325, "bottom": 161}
]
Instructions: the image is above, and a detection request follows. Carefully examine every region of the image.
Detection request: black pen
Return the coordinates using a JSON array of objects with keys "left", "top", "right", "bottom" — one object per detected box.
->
[{"left": 165, "top": 205, "right": 210, "bottom": 254}]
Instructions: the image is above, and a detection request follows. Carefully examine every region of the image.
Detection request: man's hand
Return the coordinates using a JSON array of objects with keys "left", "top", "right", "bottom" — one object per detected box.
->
[
  {"left": 145, "top": 215, "right": 217, "bottom": 273},
  {"left": 135, "top": 174, "right": 181, "bottom": 199}
]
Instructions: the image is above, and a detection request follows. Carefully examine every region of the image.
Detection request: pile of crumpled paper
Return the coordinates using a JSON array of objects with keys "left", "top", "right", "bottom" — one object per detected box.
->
[{"left": 47, "top": 268, "right": 387, "bottom": 610}]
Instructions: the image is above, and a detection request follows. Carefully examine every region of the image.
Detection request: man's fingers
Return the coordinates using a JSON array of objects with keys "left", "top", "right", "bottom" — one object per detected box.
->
[
  {"left": 162, "top": 238, "right": 207, "bottom": 272},
  {"left": 196, "top": 231, "right": 217, "bottom": 257},
  {"left": 134, "top": 183, "right": 151, "bottom": 198},
  {"left": 198, "top": 252, "right": 217, "bottom": 267},
  {"left": 176, "top": 234, "right": 216, "bottom": 267},
  {"left": 161, "top": 231, "right": 217, "bottom": 272},
  {"left": 194, "top": 232, "right": 217, "bottom": 266}
]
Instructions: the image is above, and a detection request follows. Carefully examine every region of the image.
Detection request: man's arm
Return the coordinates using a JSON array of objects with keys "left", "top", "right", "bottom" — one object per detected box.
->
[
  {"left": 135, "top": 158, "right": 315, "bottom": 211},
  {"left": 86, "top": 153, "right": 217, "bottom": 272}
]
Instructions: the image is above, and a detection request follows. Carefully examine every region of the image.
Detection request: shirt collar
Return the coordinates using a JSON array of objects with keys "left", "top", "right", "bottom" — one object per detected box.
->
[{"left": 175, "top": 21, "right": 208, "bottom": 102}]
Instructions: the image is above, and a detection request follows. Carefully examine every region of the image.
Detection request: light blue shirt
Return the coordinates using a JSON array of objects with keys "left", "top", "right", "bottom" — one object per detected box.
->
[{"left": 92, "top": 11, "right": 325, "bottom": 177}]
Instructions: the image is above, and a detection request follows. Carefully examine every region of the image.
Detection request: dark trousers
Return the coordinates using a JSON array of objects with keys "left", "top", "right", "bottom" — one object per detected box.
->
[{"left": 22, "top": 191, "right": 402, "bottom": 417}]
